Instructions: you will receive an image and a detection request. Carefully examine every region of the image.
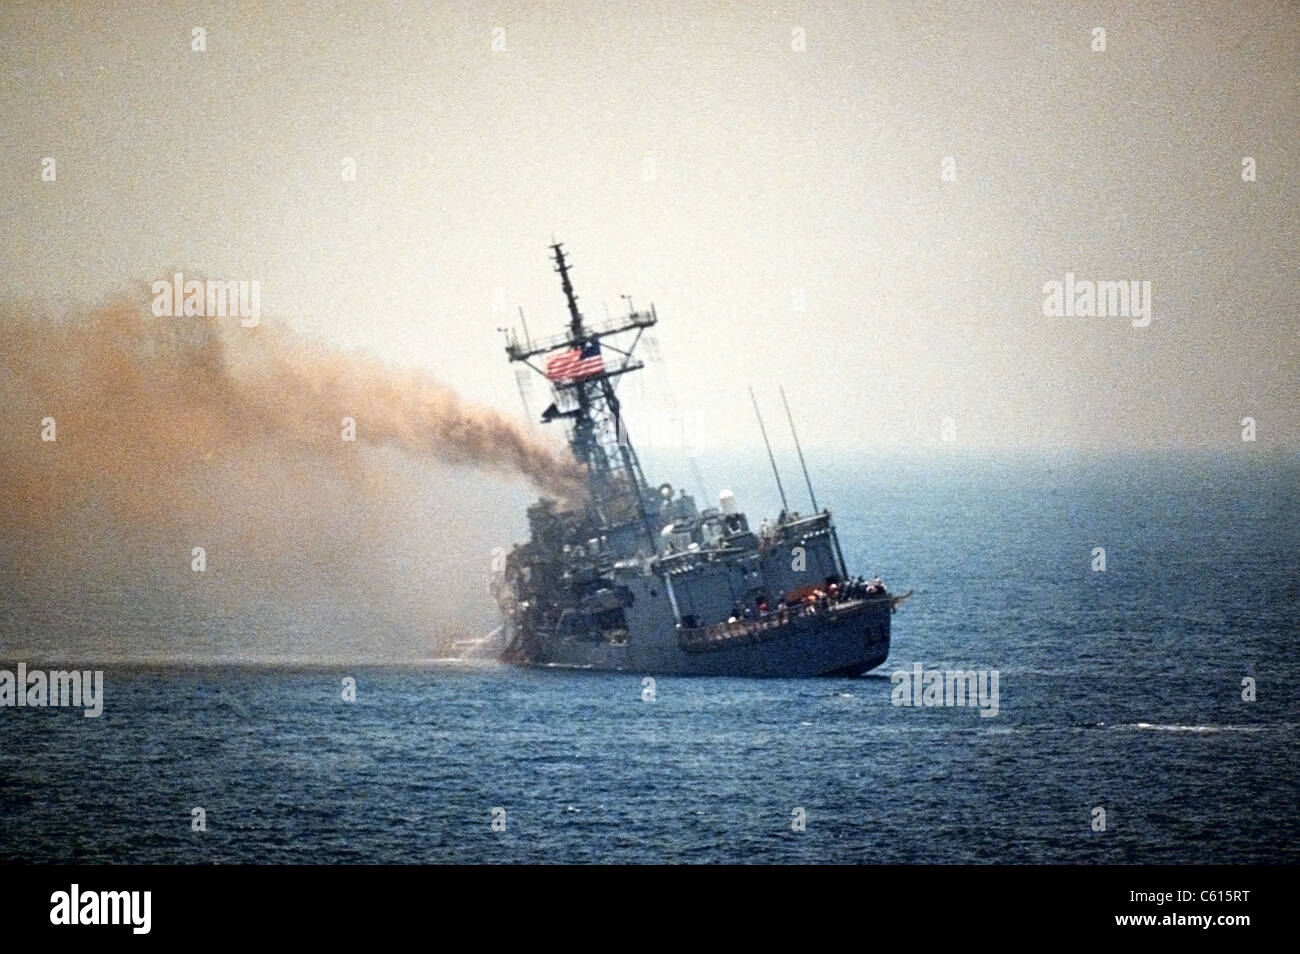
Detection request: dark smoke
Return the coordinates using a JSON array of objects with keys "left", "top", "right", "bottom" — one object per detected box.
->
[{"left": 1, "top": 295, "right": 580, "bottom": 533}]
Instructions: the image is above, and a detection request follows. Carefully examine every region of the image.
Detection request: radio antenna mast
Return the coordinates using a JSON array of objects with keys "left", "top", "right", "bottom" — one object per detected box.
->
[
  {"left": 749, "top": 386, "right": 789, "bottom": 515},
  {"left": 780, "top": 385, "right": 818, "bottom": 512}
]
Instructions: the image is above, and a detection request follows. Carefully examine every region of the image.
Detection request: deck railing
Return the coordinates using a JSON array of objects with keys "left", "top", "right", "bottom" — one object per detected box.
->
[{"left": 677, "top": 595, "right": 888, "bottom": 652}]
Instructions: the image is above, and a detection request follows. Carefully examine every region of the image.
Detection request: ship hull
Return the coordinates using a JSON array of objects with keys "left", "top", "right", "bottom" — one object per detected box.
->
[{"left": 503, "top": 598, "right": 891, "bottom": 678}]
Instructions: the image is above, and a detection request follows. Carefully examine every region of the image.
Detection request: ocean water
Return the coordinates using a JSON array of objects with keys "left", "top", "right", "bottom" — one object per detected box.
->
[{"left": 1, "top": 451, "right": 1296, "bottom": 863}]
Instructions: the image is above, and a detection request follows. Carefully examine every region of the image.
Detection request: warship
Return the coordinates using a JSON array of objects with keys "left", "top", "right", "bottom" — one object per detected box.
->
[{"left": 489, "top": 243, "right": 906, "bottom": 676}]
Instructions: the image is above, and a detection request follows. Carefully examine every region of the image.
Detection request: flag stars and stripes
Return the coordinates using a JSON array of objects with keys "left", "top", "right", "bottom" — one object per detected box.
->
[{"left": 545, "top": 340, "right": 604, "bottom": 381}]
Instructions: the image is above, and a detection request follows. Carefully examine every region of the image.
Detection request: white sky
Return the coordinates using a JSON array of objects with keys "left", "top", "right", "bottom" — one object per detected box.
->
[{"left": 3, "top": 0, "right": 1296, "bottom": 453}]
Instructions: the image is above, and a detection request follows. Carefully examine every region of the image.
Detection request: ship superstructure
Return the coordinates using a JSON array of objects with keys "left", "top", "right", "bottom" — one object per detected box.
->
[{"left": 491, "top": 243, "right": 901, "bottom": 676}]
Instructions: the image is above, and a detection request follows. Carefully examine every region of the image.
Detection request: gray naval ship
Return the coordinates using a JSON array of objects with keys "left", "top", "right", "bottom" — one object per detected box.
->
[{"left": 490, "top": 243, "right": 906, "bottom": 677}]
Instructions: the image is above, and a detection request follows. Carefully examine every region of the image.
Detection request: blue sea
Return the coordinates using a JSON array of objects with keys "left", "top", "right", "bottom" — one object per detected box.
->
[{"left": 1, "top": 451, "right": 1296, "bottom": 863}]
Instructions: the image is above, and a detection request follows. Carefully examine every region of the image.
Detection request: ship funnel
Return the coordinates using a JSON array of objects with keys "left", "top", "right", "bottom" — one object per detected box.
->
[{"left": 719, "top": 489, "right": 739, "bottom": 515}]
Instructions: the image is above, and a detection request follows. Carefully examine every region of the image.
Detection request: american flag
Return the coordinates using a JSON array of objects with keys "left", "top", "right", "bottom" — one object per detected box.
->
[{"left": 545, "top": 340, "right": 604, "bottom": 381}]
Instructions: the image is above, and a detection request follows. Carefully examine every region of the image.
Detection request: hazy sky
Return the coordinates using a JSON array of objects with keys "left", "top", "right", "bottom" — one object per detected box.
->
[{"left": 3, "top": 0, "right": 1296, "bottom": 454}]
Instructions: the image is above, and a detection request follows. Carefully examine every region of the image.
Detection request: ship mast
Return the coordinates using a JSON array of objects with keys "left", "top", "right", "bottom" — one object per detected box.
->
[
  {"left": 506, "top": 242, "right": 660, "bottom": 551},
  {"left": 553, "top": 242, "right": 584, "bottom": 339}
]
